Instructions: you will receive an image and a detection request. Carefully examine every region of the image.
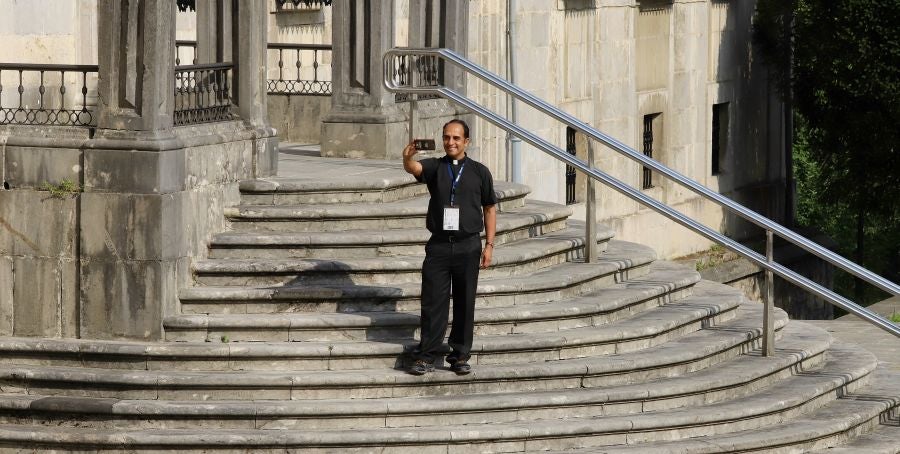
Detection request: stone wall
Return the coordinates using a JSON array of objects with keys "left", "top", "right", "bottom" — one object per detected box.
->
[
  {"left": 0, "top": 126, "right": 86, "bottom": 337},
  {"left": 0, "top": 123, "right": 256, "bottom": 339},
  {"left": 687, "top": 244, "right": 836, "bottom": 320},
  {"left": 465, "top": 0, "right": 786, "bottom": 259},
  {"left": 267, "top": 95, "right": 332, "bottom": 144}
]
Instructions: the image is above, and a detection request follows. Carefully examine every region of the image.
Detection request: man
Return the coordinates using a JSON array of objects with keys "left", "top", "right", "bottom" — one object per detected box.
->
[{"left": 402, "top": 119, "right": 497, "bottom": 375}]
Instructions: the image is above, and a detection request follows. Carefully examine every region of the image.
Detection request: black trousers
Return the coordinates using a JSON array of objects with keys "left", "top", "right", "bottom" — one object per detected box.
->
[{"left": 412, "top": 233, "right": 482, "bottom": 363}]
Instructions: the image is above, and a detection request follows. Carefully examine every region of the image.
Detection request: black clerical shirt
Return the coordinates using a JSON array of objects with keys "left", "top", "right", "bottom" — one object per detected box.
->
[{"left": 415, "top": 155, "right": 497, "bottom": 235}]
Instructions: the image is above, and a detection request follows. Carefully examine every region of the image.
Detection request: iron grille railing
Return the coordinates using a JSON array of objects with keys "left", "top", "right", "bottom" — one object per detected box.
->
[
  {"left": 566, "top": 126, "right": 577, "bottom": 205},
  {"left": 642, "top": 114, "right": 655, "bottom": 189},
  {"left": 267, "top": 43, "right": 333, "bottom": 95},
  {"left": 0, "top": 63, "right": 97, "bottom": 127},
  {"left": 275, "top": 0, "right": 333, "bottom": 10},
  {"left": 173, "top": 62, "right": 235, "bottom": 126}
]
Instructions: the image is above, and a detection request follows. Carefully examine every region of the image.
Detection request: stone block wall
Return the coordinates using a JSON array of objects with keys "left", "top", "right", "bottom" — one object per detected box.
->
[
  {"left": 267, "top": 95, "right": 332, "bottom": 144},
  {"left": 0, "top": 126, "right": 87, "bottom": 337},
  {"left": 0, "top": 122, "right": 255, "bottom": 340},
  {"left": 466, "top": 0, "right": 786, "bottom": 259}
]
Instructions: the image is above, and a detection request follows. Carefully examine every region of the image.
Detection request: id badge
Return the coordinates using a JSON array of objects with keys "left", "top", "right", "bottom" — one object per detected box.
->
[{"left": 443, "top": 206, "right": 460, "bottom": 231}]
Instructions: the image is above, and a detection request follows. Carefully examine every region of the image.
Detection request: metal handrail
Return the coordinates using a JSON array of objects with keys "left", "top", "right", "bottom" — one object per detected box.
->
[{"left": 383, "top": 47, "right": 900, "bottom": 340}]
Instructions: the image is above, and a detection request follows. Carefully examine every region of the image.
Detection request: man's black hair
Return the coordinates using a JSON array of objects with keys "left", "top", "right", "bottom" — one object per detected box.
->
[{"left": 443, "top": 119, "right": 470, "bottom": 139}]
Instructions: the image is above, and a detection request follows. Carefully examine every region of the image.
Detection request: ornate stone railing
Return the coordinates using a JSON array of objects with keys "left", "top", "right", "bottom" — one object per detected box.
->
[
  {"left": 0, "top": 63, "right": 98, "bottom": 127},
  {"left": 173, "top": 62, "right": 235, "bottom": 126}
]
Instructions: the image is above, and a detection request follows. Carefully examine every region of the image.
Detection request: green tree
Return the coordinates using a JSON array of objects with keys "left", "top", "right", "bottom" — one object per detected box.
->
[{"left": 755, "top": 0, "right": 900, "bottom": 302}]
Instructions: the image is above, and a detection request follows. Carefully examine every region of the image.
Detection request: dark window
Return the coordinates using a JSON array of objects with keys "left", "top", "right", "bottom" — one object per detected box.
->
[
  {"left": 566, "top": 126, "right": 577, "bottom": 205},
  {"left": 642, "top": 114, "right": 658, "bottom": 189},
  {"left": 711, "top": 102, "right": 729, "bottom": 175}
]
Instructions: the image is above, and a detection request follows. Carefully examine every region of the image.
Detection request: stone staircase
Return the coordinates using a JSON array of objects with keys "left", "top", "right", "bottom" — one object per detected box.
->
[{"left": 0, "top": 155, "right": 897, "bottom": 452}]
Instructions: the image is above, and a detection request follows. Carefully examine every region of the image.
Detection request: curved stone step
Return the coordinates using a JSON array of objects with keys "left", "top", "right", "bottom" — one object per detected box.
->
[
  {"left": 179, "top": 262, "right": 699, "bottom": 315},
  {"left": 226, "top": 181, "right": 531, "bottom": 232},
  {"left": 209, "top": 200, "right": 584, "bottom": 259},
  {"left": 238, "top": 166, "right": 425, "bottom": 206},
  {"left": 238, "top": 155, "right": 531, "bottom": 206},
  {"left": 193, "top": 238, "right": 652, "bottom": 287},
  {"left": 552, "top": 366, "right": 900, "bottom": 453},
  {"left": 165, "top": 273, "right": 716, "bottom": 343},
  {"left": 182, "top": 241, "right": 660, "bottom": 314},
  {"left": 0, "top": 339, "right": 876, "bottom": 451},
  {"left": 169, "top": 262, "right": 701, "bottom": 342},
  {"left": 0, "top": 324, "right": 834, "bottom": 431},
  {"left": 0, "top": 300, "right": 788, "bottom": 399}
]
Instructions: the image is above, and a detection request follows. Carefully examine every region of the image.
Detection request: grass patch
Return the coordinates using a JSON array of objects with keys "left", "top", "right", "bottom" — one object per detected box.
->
[
  {"left": 890, "top": 312, "right": 900, "bottom": 324},
  {"left": 40, "top": 179, "right": 81, "bottom": 199}
]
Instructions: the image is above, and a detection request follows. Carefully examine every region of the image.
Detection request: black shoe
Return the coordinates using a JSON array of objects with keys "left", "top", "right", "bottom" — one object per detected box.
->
[
  {"left": 408, "top": 359, "right": 434, "bottom": 375},
  {"left": 445, "top": 352, "right": 466, "bottom": 365},
  {"left": 450, "top": 359, "right": 471, "bottom": 375}
]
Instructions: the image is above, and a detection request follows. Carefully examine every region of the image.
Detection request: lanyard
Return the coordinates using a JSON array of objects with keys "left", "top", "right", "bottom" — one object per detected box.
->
[{"left": 446, "top": 161, "right": 466, "bottom": 206}]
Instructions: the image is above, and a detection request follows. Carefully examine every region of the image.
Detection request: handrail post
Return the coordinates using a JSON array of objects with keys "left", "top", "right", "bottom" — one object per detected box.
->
[
  {"left": 409, "top": 96, "right": 417, "bottom": 143},
  {"left": 585, "top": 139, "right": 597, "bottom": 263},
  {"left": 409, "top": 58, "right": 417, "bottom": 144},
  {"left": 764, "top": 230, "right": 775, "bottom": 356}
]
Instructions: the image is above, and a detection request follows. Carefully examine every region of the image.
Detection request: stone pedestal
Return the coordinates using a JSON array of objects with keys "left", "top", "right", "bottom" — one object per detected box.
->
[
  {"left": 49, "top": 0, "right": 262, "bottom": 340},
  {"left": 235, "top": 0, "right": 278, "bottom": 176},
  {"left": 322, "top": 0, "right": 472, "bottom": 160},
  {"left": 321, "top": 0, "right": 407, "bottom": 159}
]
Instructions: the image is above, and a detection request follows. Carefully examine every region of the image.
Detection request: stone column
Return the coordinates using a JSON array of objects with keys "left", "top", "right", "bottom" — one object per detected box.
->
[
  {"left": 321, "top": 0, "right": 408, "bottom": 159},
  {"left": 96, "top": 0, "right": 176, "bottom": 133},
  {"left": 84, "top": 0, "right": 182, "bottom": 340},
  {"left": 403, "top": 0, "right": 471, "bottom": 151},
  {"left": 441, "top": 0, "right": 469, "bottom": 95},
  {"left": 235, "top": 0, "right": 278, "bottom": 176},
  {"left": 196, "top": 0, "right": 227, "bottom": 64}
]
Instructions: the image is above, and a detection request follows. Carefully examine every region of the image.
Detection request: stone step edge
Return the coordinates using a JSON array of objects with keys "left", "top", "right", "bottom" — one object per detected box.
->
[
  {"left": 170, "top": 262, "right": 700, "bottom": 328},
  {"left": 0, "top": 341, "right": 875, "bottom": 449},
  {"left": 553, "top": 366, "right": 900, "bottom": 454},
  {"left": 179, "top": 243, "right": 658, "bottom": 304},
  {"left": 191, "top": 239, "right": 654, "bottom": 276},
  {"left": 209, "top": 218, "right": 596, "bottom": 255},
  {"left": 162, "top": 281, "right": 734, "bottom": 349},
  {"left": 218, "top": 205, "right": 568, "bottom": 243},
  {"left": 806, "top": 401, "right": 900, "bottom": 454},
  {"left": 0, "top": 323, "right": 833, "bottom": 422},
  {"left": 225, "top": 183, "right": 537, "bottom": 220},
  {"left": 0, "top": 304, "right": 788, "bottom": 386},
  {"left": 239, "top": 178, "right": 529, "bottom": 197}
]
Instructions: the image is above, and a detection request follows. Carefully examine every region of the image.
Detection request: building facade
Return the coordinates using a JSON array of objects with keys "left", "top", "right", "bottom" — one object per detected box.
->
[{"left": 0, "top": 0, "right": 788, "bottom": 340}]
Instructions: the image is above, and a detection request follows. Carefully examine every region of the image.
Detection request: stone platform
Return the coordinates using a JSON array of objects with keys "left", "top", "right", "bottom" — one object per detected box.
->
[{"left": 0, "top": 146, "right": 896, "bottom": 452}]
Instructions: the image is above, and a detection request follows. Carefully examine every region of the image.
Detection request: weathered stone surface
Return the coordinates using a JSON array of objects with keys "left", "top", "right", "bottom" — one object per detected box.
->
[
  {"left": 268, "top": 95, "right": 332, "bottom": 144},
  {"left": 0, "top": 190, "right": 76, "bottom": 258},
  {"left": 12, "top": 257, "right": 63, "bottom": 337},
  {"left": 83, "top": 148, "right": 187, "bottom": 194},
  {"left": 0, "top": 256, "right": 13, "bottom": 335},
  {"left": 3, "top": 146, "right": 82, "bottom": 189},
  {"left": 320, "top": 119, "right": 410, "bottom": 160},
  {"left": 79, "top": 259, "right": 177, "bottom": 340}
]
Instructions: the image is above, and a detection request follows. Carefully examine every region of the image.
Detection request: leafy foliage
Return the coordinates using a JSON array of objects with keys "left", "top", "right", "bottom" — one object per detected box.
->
[
  {"left": 40, "top": 179, "right": 81, "bottom": 199},
  {"left": 755, "top": 0, "right": 900, "bottom": 302}
]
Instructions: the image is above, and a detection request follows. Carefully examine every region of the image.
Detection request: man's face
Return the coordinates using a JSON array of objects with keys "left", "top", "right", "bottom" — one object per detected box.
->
[{"left": 443, "top": 123, "right": 469, "bottom": 159}]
